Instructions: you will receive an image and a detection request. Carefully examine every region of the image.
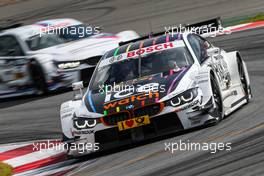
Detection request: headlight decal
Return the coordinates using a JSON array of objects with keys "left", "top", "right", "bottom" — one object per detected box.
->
[
  {"left": 181, "top": 91, "right": 193, "bottom": 102},
  {"left": 57, "top": 61, "right": 80, "bottom": 69},
  {"left": 168, "top": 88, "right": 198, "bottom": 107},
  {"left": 73, "top": 118, "right": 97, "bottom": 129},
  {"left": 170, "top": 97, "right": 181, "bottom": 106}
]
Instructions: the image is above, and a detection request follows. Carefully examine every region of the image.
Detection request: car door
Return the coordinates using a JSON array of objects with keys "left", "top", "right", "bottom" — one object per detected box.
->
[
  {"left": 0, "top": 35, "right": 31, "bottom": 89},
  {"left": 188, "top": 34, "right": 231, "bottom": 88}
]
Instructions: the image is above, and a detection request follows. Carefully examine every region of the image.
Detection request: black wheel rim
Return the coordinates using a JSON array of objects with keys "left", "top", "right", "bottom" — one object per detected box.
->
[{"left": 29, "top": 64, "right": 47, "bottom": 93}]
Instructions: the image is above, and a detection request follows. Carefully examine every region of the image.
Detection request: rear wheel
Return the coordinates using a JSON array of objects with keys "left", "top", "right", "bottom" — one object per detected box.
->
[
  {"left": 237, "top": 58, "right": 252, "bottom": 102},
  {"left": 28, "top": 60, "right": 48, "bottom": 95}
]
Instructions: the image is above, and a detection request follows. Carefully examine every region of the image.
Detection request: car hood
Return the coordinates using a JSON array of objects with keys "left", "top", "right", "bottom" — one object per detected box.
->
[
  {"left": 28, "top": 35, "right": 119, "bottom": 61},
  {"left": 83, "top": 66, "right": 191, "bottom": 115}
]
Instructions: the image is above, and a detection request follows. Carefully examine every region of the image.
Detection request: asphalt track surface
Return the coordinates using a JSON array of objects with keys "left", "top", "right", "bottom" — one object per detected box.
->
[{"left": 0, "top": 0, "right": 264, "bottom": 175}]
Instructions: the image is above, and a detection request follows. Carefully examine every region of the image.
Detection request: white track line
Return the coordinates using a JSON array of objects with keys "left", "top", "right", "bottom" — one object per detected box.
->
[
  {"left": 13, "top": 159, "right": 79, "bottom": 176},
  {"left": 0, "top": 143, "right": 29, "bottom": 153},
  {"left": 14, "top": 163, "right": 80, "bottom": 176},
  {"left": 4, "top": 147, "right": 65, "bottom": 168}
]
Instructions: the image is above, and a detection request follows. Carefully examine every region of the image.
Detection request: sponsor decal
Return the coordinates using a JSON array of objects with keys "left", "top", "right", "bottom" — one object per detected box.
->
[
  {"left": 99, "top": 41, "right": 184, "bottom": 67},
  {"left": 73, "top": 130, "right": 94, "bottom": 135},
  {"left": 103, "top": 92, "right": 159, "bottom": 110},
  {"left": 127, "top": 42, "right": 174, "bottom": 58},
  {"left": 181, "top": 99, "right": 199, "bottom": 110},
  {"left": 117, "top": 115, "right": 150, "bottom": 131},
  {"left": 175, "top": 99, "right": 199, "bottom": 112}
]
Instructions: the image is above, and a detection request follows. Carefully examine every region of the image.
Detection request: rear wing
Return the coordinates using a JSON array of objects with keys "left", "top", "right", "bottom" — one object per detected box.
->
[
  {"left": 119, "top": 17, "right": 223, "bottom": 46},
  {"left": 186, "top": 17, "right": 222, "bottom": 34}
]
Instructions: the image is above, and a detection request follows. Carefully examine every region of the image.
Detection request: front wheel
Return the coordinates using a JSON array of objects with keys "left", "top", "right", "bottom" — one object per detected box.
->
[
  {"left": 28, "top": 60, "right": 48, "bottom": 95},
  {"left": 208, "top": 75, "right": 224, "bottom": 124}
]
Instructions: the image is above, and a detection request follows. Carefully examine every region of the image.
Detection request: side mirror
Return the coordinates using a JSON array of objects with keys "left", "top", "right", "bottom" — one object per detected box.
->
[
  {"left": 72, "top": 81, "right": 84, "bottom": 100},
  {"left": 207, "top": 47, "right": 220, "bottom": 57}
]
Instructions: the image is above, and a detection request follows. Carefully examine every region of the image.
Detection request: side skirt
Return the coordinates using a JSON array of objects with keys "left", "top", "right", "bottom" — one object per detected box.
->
[{"left": 224, "top": 96, "right": 247, "bottom": 116}]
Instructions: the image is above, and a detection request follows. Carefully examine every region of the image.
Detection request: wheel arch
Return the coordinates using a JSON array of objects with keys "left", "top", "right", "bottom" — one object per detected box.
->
[
  {"left": 27, "top": 57, "right": 49, "bottom": 93},
  {"left": 60, "top": 100, "right": 80, "bottom": 140}
]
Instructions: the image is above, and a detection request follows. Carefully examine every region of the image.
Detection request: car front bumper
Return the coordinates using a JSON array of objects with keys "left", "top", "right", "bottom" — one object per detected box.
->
[{"left": 66, "top": 92, "right": 215, "bottom": 156}]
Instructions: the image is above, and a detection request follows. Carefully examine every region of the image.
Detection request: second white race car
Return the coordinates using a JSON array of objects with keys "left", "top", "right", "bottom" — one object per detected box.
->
[{"left": 0, "top": 18, "right": 139, "bottom": 98}]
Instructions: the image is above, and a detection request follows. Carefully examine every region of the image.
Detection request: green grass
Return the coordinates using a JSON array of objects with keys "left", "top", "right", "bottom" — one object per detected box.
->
[
  {"left": 223, "top": 12, "right": 264, "bottom": 27},
  {"left": 238, "top": 13, "right": 264, "bottom": 24},
  {"left": 0, "top": 162, "right": 13, "bottom": 176}
]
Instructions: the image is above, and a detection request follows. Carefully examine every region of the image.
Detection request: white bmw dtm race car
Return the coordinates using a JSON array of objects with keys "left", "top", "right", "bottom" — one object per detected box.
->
[
  {"left": 60, "top": 19, "right": 252, "bottom": 157},
  {"left": 0, "top": 18, "right": 139, "bottom": 98}
]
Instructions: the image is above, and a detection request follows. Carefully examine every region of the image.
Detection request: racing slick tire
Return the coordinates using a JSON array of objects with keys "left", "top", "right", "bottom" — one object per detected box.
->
[
  {"left": 237, "top": 57, "right": 252, "bottom": 103},
  {"left": 207, "top": 74, "right": 224, "bottom": 125},
  {"left": 28, "top": 60, "right": 48, "bottom": 95}
]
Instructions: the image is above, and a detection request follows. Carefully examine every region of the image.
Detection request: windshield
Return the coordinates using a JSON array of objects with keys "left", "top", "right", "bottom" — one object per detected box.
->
[
  {"left": 58, "top": 24, "right": 96, "bottom": 41},
  {"left": 90, "top": 45, "right": 193, "bottom": 90},
  {"left": 26, "top": 24, "right": 97, "bottom": 51},
  {"left": 26, "top": 33, "right": 65, "bottom": 51},
  {"left": 0, "top": 35, "right": 24, "bottom": 56}
]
